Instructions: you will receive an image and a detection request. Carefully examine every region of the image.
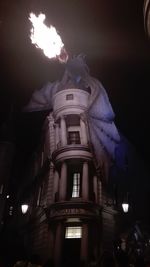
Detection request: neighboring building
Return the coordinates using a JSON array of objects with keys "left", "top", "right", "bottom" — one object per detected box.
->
[
  {"left": 144, "top": 0, "right": 150, "bottom": 37},
  {"left": 0, "top": 141, "right": 15, "bottom": 230},
  {"left": 0, "top": 118, "right": 15, "bottom": 233}
]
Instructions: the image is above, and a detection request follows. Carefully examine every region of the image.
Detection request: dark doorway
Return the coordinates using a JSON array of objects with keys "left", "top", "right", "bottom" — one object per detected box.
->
[{"left": 62, "top": 238, "right": 81, "bottom": 267}]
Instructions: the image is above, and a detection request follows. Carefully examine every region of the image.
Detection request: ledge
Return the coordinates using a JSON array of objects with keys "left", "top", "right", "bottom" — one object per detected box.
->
[
  {"left": 52, "top": 144, "right": 93, "bottom": 163},
  {"left": 46, "top": 200, "right": 102, "bottom": 221}
]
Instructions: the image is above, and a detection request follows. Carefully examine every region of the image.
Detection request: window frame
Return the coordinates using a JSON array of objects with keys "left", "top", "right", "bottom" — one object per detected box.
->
[
  {"left": 66, "top": 94, "right": 74, "bottom": 100},
  {"left": 68, "top": 131, "right": 80, "bottom": 144}
]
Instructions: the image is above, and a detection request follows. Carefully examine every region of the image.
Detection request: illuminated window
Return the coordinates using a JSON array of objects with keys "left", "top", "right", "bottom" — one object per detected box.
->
[
  {"left": 65, "top": 226, "right": 82, "bottom": 239},
  {"left": 72, "top": 173, "right": 80, "bottom": 198},
  {"left": 66, "top": 94, "right": 73, "bottom": 100}
]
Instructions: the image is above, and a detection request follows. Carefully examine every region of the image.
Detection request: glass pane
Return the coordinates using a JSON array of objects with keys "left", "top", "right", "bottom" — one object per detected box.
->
[
  {"left": 72, "top": 173, "right": 80, "bottom": 198},
  {"left": 65, "top": 226, "right": 82, "bottom": 239},
  {"left": 66, "top": 94, "right": 73, "bottom": 100},
  {"left": 68, "top": 131, "right": 80, "bottom": 144}
]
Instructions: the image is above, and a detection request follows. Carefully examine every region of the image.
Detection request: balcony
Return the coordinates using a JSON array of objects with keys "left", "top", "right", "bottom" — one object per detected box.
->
[{"left": 52, "top": 144, "right": 93, "bottom": 163}]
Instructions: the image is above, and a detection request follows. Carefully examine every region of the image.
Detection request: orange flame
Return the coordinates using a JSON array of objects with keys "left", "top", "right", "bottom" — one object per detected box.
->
[{"left": 29, "top": 13, "right": 68, "bottom": 62}]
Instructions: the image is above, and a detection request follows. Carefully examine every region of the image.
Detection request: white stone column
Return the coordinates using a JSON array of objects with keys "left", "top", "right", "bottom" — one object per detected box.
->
[
  {"left": 80, "top": 224, "right": 88, "bottom": 264},
  {"left": 53, "top": 170, "right": 59, "bottom": 202},
  {"left": 60, "top": 116, "right": 67, "bottom": 146},
  {"left": 59, "top": 162, "right": 67, "bottom": 201},
  {"left": 82, "top": 162, "right": 89, "bottom": 200},
  {"left": 55, "top": 123, "right": 60, "bottom": 149},
  {"left": 80, "top": 117, "right": 88, "bottom": 145},
  {"left": 54, "top": 222, "right": 63, "bottom": 267},
  {"left": 93, "top": 175, "right": 98, "bottom": 203}
]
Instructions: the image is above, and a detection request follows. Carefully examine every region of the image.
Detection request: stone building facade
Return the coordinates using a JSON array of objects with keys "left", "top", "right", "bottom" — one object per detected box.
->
[{"left": 22, "top": 86, "right": 117, "bottom": 267}]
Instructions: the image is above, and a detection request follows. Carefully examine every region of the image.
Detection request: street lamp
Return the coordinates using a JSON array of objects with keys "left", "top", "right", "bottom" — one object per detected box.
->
[
  {"left": 122, "top": 202, "right": 129, "bottom": 213},
  {"left": 21, "top": 204, "right": 29, "bottom": 214},
  {"left": 121, "top": 192, "right": 130, "bottom": 213},
  {"left": 21, "top": 203, "right": 47, "bottom": 216}
]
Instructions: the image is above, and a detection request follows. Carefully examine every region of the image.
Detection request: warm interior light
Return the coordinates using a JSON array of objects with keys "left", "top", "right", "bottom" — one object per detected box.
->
[
  {"left": 122, "top": 203, "right": 129, "bottom": 213},
  {"left": 65, "top": 226, "right": 82, "bottom": 239},
  {"left": 21, "top": 204, "right": 29, "bottom": 214}
]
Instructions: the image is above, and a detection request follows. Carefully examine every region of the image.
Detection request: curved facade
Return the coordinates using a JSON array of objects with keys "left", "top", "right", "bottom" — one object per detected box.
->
[
  {"left": 49, "top": 88, "right": 102, "bottom": 266},
  {"left": 24, "top": 86, "right": 117, "bottom": 267}
]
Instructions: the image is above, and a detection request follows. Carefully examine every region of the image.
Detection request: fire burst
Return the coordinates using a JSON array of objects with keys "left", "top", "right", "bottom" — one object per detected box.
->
[{"left": 29, "top": 13, "right": 68, "bottom": 62}]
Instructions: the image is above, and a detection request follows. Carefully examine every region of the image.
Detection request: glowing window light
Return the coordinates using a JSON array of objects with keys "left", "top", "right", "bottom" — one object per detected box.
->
[
  {"left": 72, "top": 173, "right": 80, "bottom": 198},
  {"left": 65, "top": 226, "right": 82, "bottom": 239}
]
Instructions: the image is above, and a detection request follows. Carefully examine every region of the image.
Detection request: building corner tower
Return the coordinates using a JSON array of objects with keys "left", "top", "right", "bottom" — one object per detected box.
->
[
  {"left": 20, "top": 57, "right": 119, "bottom": 267},
  {"left": 45, "top": 87, "right": 102, "bottom": 266}
]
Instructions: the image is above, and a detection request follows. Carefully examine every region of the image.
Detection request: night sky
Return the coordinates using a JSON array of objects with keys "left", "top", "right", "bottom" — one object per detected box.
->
[
  {"left": 0, "top": 0, "right": 150, "bottom": 161},
  {"left": 0, "top": 0, "right": 150, "bottom": 224}
]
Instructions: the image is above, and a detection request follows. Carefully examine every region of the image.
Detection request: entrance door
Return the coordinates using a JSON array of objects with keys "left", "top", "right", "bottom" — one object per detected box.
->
[{"left": 62, "top": 238, "right": 81, "bottom": 267}]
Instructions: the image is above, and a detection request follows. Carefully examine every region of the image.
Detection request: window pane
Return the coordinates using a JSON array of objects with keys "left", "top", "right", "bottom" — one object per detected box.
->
[
  {"left": 68, "top": 131, "right": 80, "bottom": 144},
  {"left": 66, "top": 94, "right": 73, "bottom": 100},
  {"left": 65, "top": 226, "right": 82, "bottom": 239},
  {"left": 72, "top": 173, "right": 80, "bottom": 198}
]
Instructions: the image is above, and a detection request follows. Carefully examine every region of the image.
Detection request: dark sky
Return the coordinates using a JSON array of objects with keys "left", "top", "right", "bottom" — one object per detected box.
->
[
  {"left": 0, "top": 0, "right": 150, "bottom": 162},
  {"left": 0, "top": 0, "right": 150, "bottom": 226}
]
